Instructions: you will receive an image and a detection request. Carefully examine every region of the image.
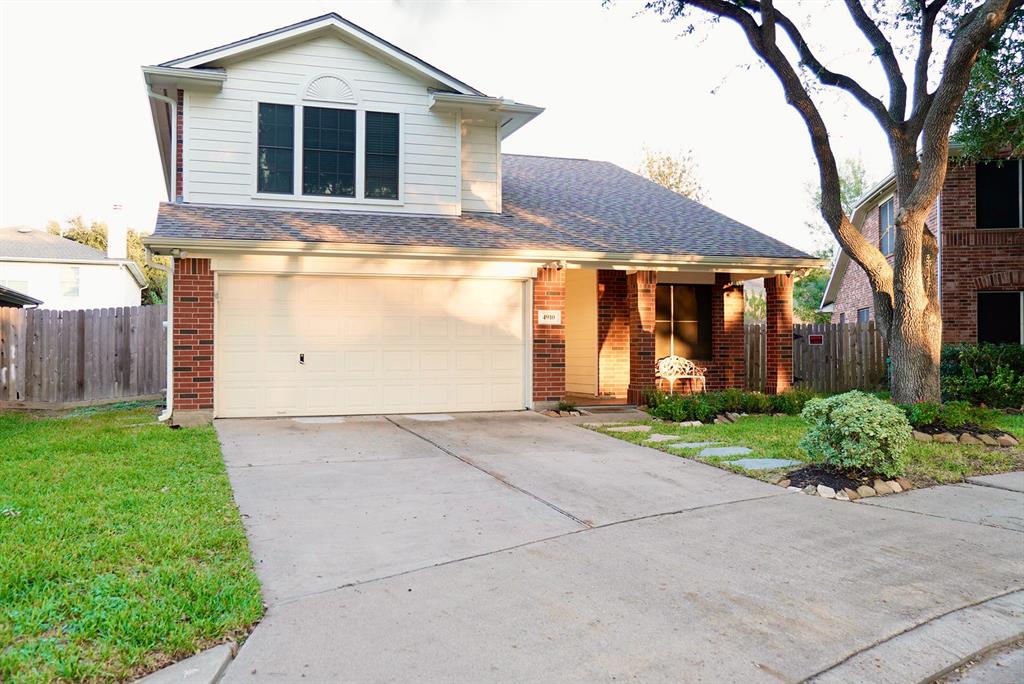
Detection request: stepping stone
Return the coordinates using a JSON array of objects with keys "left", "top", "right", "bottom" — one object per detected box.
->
[
  {"left": 606, "top": 425, "right": 651, "bottom": 433},
  {"left": 698, "top": 446, "right": 753, "bottom": 458},
  {"left": 667, "top": 441, "right": 719, "bottom": 449},
  {"left": 725, "top": 457, "right": 802, "bottom": 470},
  {"left": 646, "top": 434, "right": 680, "bottom": 443}
]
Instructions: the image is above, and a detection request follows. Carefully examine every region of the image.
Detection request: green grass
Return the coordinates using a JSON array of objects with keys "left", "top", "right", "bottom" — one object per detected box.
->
[
  {"left": 593, "top": 413, "right": 1024, "bottom": 486},
  {"left": 0, "top": 406, "right": 263, "bottom": 683}
]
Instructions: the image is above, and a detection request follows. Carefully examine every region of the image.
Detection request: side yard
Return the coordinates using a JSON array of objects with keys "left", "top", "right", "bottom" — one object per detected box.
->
[
  {"left": 594, "top": 413, "right": 1024, "bottom": 488},
  {"left": 0, "top": 404, "right": 262, "bottom": 683}
]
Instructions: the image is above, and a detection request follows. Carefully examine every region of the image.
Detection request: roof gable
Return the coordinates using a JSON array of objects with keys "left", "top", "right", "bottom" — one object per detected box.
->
[{"left": 158, "top": 13, "right": 482, "bottom": 96}]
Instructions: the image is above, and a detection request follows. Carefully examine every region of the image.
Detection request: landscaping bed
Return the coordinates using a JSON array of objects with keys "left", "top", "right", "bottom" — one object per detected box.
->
[
  {"left": 590, "top": 411, "right": 1024, "bottom": 490},
  {"left": 0, "top": 403, "right": 262, "bottom": 683}
]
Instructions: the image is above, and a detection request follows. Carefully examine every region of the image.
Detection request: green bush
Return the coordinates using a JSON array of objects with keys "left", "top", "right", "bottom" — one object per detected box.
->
[
  {"left": 902, "top": 400, "right": 998, "bottom": 430},
  {"left": 645, "top": 388, "right": 816, "bottom": 422},
  {"left": 941, "top": 343, "right": 1024, "bottom": 408},
  {"left": 800, "top": 390, "right": 911, "bottom": 478}
]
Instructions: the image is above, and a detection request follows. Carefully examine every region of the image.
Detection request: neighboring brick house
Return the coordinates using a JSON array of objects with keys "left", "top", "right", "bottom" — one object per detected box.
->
[
  {"left": 141, "top": 13, "right": 819, "bottom": 425},
  {"left": 820, "top": 155, "right": 1024, "bottom": 344}
]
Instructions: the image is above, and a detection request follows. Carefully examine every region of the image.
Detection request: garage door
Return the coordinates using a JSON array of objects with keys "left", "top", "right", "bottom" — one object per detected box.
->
[{"left": 216, "top": 274, "right": 526, "bottom": 417}]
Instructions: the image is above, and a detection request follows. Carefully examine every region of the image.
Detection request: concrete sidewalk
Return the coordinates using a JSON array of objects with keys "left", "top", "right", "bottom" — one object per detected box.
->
[{"left": 216, "top": 413, "right": 1024, "bottom": 682}]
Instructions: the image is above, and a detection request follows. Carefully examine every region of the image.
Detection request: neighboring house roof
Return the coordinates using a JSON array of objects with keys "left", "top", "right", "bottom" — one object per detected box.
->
[
  {"left": 148, "top": 155, "right": 818, "bottom": 268},
  {"left": 156, "top": 13, "right": 483, "bottom": 96},
  {"left": 0, "top": 227, "right": 148, "bottom": 288},
  {"left": 0, "top": 283, "right": 42, "bottom": 308}
]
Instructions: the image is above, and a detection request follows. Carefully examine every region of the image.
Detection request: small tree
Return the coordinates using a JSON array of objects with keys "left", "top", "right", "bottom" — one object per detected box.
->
[
  {"left": 639, "top": 146, "right": 708, "bottom": 201},
  {"left": 48, "top": 217, "right": 169, "bottom": 304},
  {"left": 642, "top": 0, "right": 1023, "bottom": 403}
]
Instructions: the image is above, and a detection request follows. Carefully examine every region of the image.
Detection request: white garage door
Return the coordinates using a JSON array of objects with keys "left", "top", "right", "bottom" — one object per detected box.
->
[{"left": 216, "top": 274, "right": 526, "bottom": 417}]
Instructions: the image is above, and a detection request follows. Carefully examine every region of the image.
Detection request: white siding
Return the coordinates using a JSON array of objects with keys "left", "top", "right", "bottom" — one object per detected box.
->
[
  {"left": 184, "top": 34, "right": 461, "bottom": 215},
  {"left": 0, "top": 261, "right": 142, "bottom": 310},
  {"left": 461, "top": 121, "right": 501, "bottom": 213}
]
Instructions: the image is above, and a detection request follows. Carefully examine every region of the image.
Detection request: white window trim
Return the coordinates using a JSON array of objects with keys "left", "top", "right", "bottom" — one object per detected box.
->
[
  {"left": 879, "top": 194, "right": 896, "bottom": 257},
  {"left": 251, "top": 97, "right": 404, "bottom": 207}
]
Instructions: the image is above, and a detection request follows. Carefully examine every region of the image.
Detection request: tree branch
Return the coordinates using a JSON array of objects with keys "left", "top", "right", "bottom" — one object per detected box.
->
[
  {"left": 906, "top": 0, "right": 948, "bottom": 140},
  {"left": 843, "top": 0, "right": 908, "bottom": 119},
  {"left": 682, "top": 0, "right": 895, "bottom": 302}
]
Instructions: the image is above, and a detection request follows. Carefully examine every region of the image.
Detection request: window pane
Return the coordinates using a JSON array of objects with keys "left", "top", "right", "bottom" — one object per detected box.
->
[
  {"left": 673, "top": 285, "right": 698, "bottom": 320},
  {"left": 655, "top": 321, "right": 673, "bottom": 359},
  {"left": 303, "top": 106, "right": 355, "bottom": 197},
  {"left": 879, "top": 198, "right": 895, "bottom": 256},
  {"left": 61, "top": 267, "right": 79, "bottom": 297},
  {"left": 976, "top": 161, "right": 1020, "bottom": 229},
  {"left": 655, "top": 284, "right": 672, "bottom": 321},
  {"left": 258, "top": 103, "right": 294, "bottom": 194},
  {"left": 978, "top": 292, "right": 1022, "bottom": 343},
  {"left": 364, "top": 111, "right": 399, "bottom": 199},
  {"left": 857, "top": 308, "right": 870, "bottom": 324}
]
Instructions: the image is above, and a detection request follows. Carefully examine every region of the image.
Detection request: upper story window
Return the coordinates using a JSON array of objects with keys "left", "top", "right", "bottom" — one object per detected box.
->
[
  {"left": 257, "top": 103, "right": 295, "bottom": 195},
  {"left": 303, "top": 107, "right": 356, "bottom": 197},
  {"left": 879, "top": 197, "right": 895, "bottom": 256},
  {"left": 256, "top": 101, "right": 400, "bottom": 202},
  {"left": 365, "top": 112, "right": 400, "bottom": 200},
  {"left": 976, "top": 160, "right": 1023, "bottom": 229}
]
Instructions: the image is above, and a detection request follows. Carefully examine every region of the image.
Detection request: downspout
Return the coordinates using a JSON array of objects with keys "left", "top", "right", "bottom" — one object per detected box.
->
[{"left": 147, "top": 87, "right": 177, "bottom": 422}]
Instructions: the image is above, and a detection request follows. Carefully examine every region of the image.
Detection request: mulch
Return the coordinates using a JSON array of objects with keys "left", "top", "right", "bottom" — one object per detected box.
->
[
  {"left": 784, "top": 465, "right": 869, "bottom": 491},
  {"left": 914, "top": 423, "right": 1005, "bottom": 437}
]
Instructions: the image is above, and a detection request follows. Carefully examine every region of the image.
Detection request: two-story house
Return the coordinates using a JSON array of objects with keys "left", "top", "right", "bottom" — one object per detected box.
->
[
  {"left": 820, "top": 153, "right": 1024, "bottom": 345},
  {"left": 142, "top": 13, "right": 820, "bottom": 425}
]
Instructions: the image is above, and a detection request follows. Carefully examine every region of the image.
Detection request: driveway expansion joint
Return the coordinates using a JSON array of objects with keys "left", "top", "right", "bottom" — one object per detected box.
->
[{"left": 384, "top": 415, "right": 593, "bottom": 528}]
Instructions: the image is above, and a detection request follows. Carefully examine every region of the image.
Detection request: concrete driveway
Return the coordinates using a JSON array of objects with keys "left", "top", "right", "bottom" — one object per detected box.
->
[{"left": 216, "top": 412, "right": 1024, "bottom": 682}]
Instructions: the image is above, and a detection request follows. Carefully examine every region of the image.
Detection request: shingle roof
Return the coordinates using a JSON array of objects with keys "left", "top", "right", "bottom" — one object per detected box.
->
[
  {"left": 0, "top": 227, "right": 115, "bottom": 262},
  {"left": 152, "top": 154, "right": 813, "bottom": 260}
]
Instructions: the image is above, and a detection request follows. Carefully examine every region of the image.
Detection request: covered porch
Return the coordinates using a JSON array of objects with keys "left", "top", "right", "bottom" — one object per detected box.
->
[{"left": 532, "top": 266, "right": 795, "bottom": 408}]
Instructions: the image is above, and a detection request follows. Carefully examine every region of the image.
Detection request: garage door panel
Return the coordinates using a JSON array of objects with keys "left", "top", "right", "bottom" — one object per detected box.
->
[{"left": 217, "top": 275, "right": 526, "bottom": 417}]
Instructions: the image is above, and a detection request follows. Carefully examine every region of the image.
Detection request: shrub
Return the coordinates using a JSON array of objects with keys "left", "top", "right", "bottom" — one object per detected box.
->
[
  {"left": 902, "top": 400, "right": 998, "bottom": 430},
  {"left": 555, "top": 399, "right": 577, "bottom": 412},
  {"left": 941, "top": 343, "right": 1024, "bottom": 408},
  {"left": 645, "top": 388, "right": 816, "bottom": 422},
  {"left": 800, "top": 390, "right": 911, "bottom": 478}
]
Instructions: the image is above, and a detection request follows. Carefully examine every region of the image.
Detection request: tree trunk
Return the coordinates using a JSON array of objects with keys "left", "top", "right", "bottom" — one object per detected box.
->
[{"left": 887, "top": 304, "right": 942, "bottom": 404}]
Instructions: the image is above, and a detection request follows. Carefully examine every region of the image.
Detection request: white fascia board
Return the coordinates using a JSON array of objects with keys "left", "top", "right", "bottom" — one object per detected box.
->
[
  {"left": 162, "top": 16, "right": 480, "bottom": 96},
  {"left": 430, "top": 93, "right": 544, "bottom": 140},
  {"left": 142, "top": 65, "right": 226, "bottom": 92},
  {"left": 142, "top": 236, "right": 826, "bottom": 274}
]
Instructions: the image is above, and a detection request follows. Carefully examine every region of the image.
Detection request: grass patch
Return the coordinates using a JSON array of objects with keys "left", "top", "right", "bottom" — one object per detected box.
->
[
  {"left": 592, "top": 413, "right": 1024, "bottom": 486},
  {"left": 0, "top": 407, "right": 262, "bottom": 683}
]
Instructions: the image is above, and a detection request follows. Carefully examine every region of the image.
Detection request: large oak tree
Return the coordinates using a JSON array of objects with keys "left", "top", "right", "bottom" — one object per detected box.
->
[{"left": 642, "top": 0, "right": 1022, "bottom": 403}]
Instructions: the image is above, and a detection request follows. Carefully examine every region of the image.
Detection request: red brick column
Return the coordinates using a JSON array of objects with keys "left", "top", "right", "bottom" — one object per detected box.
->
[
  {"left": 765, "top": 273, "right": 794, "bottom": 395},
  {"left": 532, "top": 266, "right": 566, "bottom": 403},
  {"left": 704, "top": 273, "right": 745, "bottom": 390},
  {"left": 172, "top": 257, "right": 214, "bottom": 423},
  {"left": 627, "top": 270, "right": 657, "bottom": 405},
  {"left": 597, "top": 269, "right": 629, "bottom": 397}
]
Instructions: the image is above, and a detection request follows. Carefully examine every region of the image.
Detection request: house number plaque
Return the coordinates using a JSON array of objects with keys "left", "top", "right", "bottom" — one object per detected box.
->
[{"left": 537, "top": 310, "right": 562, "bottom": 325}]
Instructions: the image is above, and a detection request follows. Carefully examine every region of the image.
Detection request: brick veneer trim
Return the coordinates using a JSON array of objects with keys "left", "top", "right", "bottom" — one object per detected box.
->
[
  {"left": 172, "top": 257, "right": 214, "bottom": 412},
  {"left": 597, "top": 270, "right": 629, "bottom": 397},
  {"left": 764, "top": 274, "right": 794, "bottom": 394},
  {"left": 626, "top": 270, "right": 657, "bottom": 404}
]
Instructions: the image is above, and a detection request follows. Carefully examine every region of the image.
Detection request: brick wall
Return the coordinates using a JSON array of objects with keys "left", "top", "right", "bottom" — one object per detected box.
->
[
  {"left": 175, "top": 89, "right": 184, "bottom": 201},
  {"left": 939, "top": 161, "right": 1024, "bottom": 343},
  {"left": 702, "top": 273, "right": 746, "bottom": 391},
  {"left": 626, "top": 270, "right": 656, "bottom": 404},
  {"left": 172, "top": 257, "right": 214, "bottom": 412},
  {"left": 764, "top": 274, "right": 794, "bottom": 394},
  {"left": 597, "top": 269, "right": 629, "bottom": 397},
  {"left": 532, "top": 266, "right": 566, "bottom": 402}
]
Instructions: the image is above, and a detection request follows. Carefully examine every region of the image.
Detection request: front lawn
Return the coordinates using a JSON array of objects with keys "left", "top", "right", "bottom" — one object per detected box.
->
[
  {"left": 0, "top": 404, "right": 262, "bottom": 683},
  {"left": 593, "top": 413, "right": 1024, "bottom": 487}
]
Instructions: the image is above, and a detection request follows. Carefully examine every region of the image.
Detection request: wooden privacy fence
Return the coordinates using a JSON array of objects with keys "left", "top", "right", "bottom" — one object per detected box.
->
[
  {"left": 0, "top": 305, "right": 167, "bottom": 407},
  {"left": 746, "top": 321, "right": 887, "bottom": 394}
]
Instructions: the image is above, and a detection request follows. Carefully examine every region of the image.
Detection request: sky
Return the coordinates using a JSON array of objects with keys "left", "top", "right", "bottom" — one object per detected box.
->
[{"left": 0, "top": 0, "right": 903, "bottom": 253}]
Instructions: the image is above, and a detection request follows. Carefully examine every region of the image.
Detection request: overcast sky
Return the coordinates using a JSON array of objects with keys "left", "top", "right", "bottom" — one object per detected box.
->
[{"left": 1, "top": 0, "right": 901, "bottom": 253}]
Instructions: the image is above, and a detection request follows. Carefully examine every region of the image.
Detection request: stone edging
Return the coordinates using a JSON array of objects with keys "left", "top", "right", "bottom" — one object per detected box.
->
[
  {"left": 134, "top": 642, "right": 235, "bottom": 684},
  {"left": 913, "top": 429, "right": 1020, "bottom": 448}
]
